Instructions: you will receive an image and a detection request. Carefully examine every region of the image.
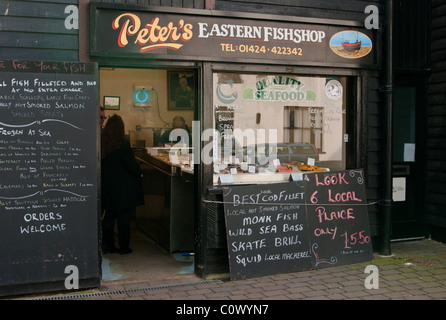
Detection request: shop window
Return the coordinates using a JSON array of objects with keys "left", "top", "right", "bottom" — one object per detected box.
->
[
  {"left": 277, "top": 146, "right": 289, "bottom": 154},
  {"left": 212, "top": 73, "right": 348, "bottom": 185},
  {"left": 284, "top": 106, "right": 323, "bottom": 151}
]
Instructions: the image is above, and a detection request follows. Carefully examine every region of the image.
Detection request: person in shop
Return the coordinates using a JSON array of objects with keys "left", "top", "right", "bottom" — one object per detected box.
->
[
  {"left": 100, "top": 106, "right": 106, "bottom": 128},
  {"left": 101, "top": 114, "right": 144, "bottom": 255},
  {"left": 159, "top": 115, "right": 192, "bottom": 146}
]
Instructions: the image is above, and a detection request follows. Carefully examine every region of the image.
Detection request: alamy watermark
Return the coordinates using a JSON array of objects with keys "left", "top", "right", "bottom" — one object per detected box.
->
[
  {"left": 64, "top": 4, "right": 379, "bottom": 30},
  {"left": 364, "top": 5, "right": 379, "bottom": 30},
  {"left": 57, "top": 4, "right": 380, "bottom": 293},
  {"left": 364, "top": 265, "right": 379, "bottom": 289},
  {"left": 64, "top": 5, "right": 79, "bottom": 30},
  {"left": 167, "top": 122, "right": 279, "bottom": 170},
  {"left": 64, "top": 264, "right": 79, "bottom": 290}
]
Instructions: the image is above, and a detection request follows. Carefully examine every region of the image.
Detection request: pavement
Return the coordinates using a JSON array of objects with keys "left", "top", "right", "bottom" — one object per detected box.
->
[{"left": 11, "top": 238, "right": 446, "bottom": 301}]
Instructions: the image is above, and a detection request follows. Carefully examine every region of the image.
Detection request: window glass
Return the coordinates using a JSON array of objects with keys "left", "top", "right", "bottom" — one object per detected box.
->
[
  {"left": 212, "top": 73, "right": 348, "bottom": 184},
  {"left": 277, "top": 146, "right": 289, "bottom": 154},
  {"left": 393, "top": 86, "right": 416, "bottom": 162},
  {"left": 291, "top": 145, "right": 317, "bottom": 154}
]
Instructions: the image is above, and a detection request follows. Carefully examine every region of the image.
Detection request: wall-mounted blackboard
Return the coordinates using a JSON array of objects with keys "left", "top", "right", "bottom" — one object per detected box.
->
[
  {"left": 0, "top": 60, "right": 99, "bottom": 295},
  {"left": 223, "top": 169, "right": 372, "bottom": 280}
]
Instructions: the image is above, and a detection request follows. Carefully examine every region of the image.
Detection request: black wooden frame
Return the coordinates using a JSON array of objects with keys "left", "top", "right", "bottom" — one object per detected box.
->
[
  {"left": 197, "top": 62, "right": 369, "bottom": 277},
  {"left": 89, "top": 2, "right": 380, "bottom": 69},
  {"left": 88, "top": 2, "right": 378, "bottom": 279}
]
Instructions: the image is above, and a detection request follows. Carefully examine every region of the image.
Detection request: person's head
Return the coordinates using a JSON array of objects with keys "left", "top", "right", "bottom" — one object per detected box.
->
[
  {"left": 100, "top": 106, "right": 106, "bottom": 126},
  {"left": 179, "top": 76, "right": 188, "bottom": 89},
  {"left": 172, "top": 116, "right": 186, "bottom": 129},
  {"left": 101, "top": 114, "right": 126, "bottom": 157}
]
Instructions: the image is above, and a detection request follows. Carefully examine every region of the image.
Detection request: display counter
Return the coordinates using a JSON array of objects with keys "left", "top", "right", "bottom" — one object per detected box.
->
[
  {"left": 134, "top": 146, "right": 328, "bottom": 253},
  {"left": 135, "top": 148, "right": 194, "bottom": 253},
  {"left": 213, "top": 161, "right": 329, "bottom": 185}
]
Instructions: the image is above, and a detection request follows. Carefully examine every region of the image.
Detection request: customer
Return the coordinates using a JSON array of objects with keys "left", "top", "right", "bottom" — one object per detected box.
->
[
  {"left": 100, "top": 106, "right": 106, "bottom": 128},
  {"left": 101, "top": 114, "right": 144, "bottom": 255}
]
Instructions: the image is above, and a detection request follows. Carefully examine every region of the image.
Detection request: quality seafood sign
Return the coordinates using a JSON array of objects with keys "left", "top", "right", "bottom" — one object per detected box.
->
[{"left": 90, "top": 4, "right": 375, "bottom": 66}]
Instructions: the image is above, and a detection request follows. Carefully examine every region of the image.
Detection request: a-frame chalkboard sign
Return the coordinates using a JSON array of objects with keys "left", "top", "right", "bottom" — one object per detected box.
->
[
  {"left": 223, "top": 169, "right": 373, "bottom": 280},
  {"left": 223, "top": 181, "right": 312, "bottom": 280},
  {"left": 305, "top": 169, "right": 373, "bottom": 269}
]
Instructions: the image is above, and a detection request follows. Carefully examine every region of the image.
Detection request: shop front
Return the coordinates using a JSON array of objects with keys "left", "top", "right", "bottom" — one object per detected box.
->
[
  {"left": 89, "top": 2, "right": 379, "bottom": 279},
  {"left": 0, "top": 2, "right": 383, "bottom": 296}
]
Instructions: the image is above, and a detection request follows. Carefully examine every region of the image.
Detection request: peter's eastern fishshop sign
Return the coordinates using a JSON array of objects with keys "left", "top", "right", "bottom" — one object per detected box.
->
[{"left": 90, "top": 4, "right": 376, "bottom": 67}]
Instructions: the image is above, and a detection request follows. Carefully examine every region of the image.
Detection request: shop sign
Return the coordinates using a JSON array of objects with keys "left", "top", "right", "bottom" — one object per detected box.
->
[
  {"left": 223, "top": 169, "right": 373, "bottom": 280},
  {"left": 242, "top": 76, "right": 311, "bottom": 102},
  {"left": 90, "top": 4, "right": 376, "bottom": 67}
]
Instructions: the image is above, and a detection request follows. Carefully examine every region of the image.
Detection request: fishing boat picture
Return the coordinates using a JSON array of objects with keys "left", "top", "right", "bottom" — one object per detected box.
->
[
  {"left": 341, "top": 40, "right": 361, "bottom": 52},
  {"left": 330, "top": 30, "right": 372, "bottom": 59}
]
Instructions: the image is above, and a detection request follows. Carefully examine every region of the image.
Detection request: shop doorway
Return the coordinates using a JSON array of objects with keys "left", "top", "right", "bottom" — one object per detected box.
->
[
  {"left": 101, "top": 221, "right": 195, "bottom": 282},
  {"left": 391, "top": 76, "right": 427, "bottom": 240},
  {"left": 99, "top": 67, "right": 198, "bottom": 283}
]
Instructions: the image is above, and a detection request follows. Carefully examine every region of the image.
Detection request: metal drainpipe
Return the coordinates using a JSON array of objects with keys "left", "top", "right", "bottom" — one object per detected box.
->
[{"left": 380, "top": 0, "right": 393, "bottom": 256}]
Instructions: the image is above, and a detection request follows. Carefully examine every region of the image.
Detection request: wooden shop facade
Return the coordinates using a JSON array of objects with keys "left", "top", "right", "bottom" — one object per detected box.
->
[{"left": 0, "top": 0, "right": 444, "bottom": 296}]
